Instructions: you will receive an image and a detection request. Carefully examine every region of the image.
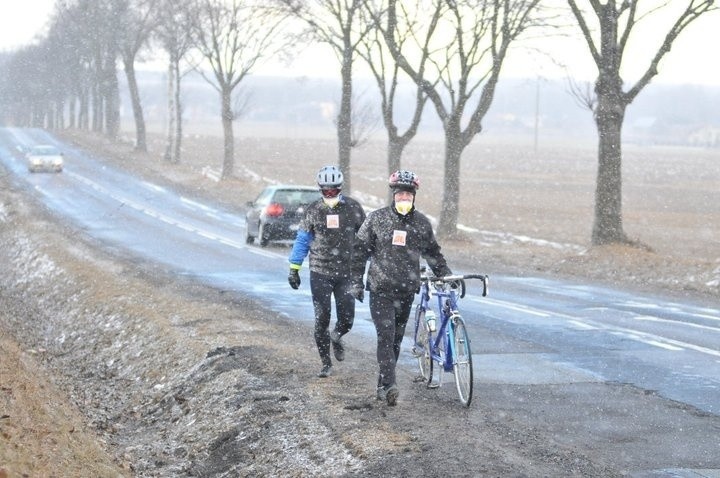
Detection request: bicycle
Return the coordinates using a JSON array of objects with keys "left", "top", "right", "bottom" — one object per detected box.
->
[{"left": 411, "top": 268, "right": 489, "bottom": 406}]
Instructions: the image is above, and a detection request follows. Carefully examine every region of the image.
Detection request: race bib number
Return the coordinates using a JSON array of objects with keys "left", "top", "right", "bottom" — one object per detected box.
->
[
  {"left": 392, "top": 230, "right": 407, "bottom": 246},
  {"left": 326, "top": 215, "right": 340, "bottom": 228}
]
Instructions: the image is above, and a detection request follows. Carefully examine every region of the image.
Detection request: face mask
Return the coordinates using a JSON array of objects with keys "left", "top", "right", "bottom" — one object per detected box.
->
[
  {"left": 323, "top": 197, "right": 340, "bottom": 208},
  {"left": 394, "top": 200, "right": 413, "bottom": 215}
]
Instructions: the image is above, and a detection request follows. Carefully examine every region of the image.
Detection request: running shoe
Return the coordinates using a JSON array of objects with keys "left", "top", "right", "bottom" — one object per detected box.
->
[{"left": 330, "top": 330, "right": 345, "bottom": 362}]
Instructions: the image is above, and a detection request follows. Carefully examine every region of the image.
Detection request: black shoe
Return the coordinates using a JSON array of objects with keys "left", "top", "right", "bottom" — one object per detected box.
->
[
  {"left": 330, "top": 330, "right": 345, "bottom": 362},
  {"left": 376, "top": 386, "right": 386, "bottom": 401},
  {"left": 385, "top": 385, "right": 399, "bottom": 406},
  {"left": 376, "top": 384, "right": 399, "bottom": 405},
  {"left": 318, "top": 364, "right": 333, "bottom": 378}
]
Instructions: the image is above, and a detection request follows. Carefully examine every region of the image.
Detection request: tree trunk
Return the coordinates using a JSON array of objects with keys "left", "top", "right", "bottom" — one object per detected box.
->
[
  {"left": 173, "top": 60, "right": 183, "bottom": 164},
  {"left": 437, "top": 124, "right": 463, "bottom": 239},
  {"left": 56, "top": 99, "right": 65, "bottom": 129},
  {"left": 80, "top": 89, "right": 89, "bottom": 130},
  {"left": 164, "top": 61, "right": 176, "bottom": 162},
  {"left": 386, "top": 137, "right": 405, "bottom": 203},
  {"left": 337, "top": 52, "right": 353, "bottom": 191},
  {"left": 124, "top": 57, "right": 147, "bottom": 152},
  {"left": 32, "top": 104, "right": 42, "bottom": 128},
  {"left": 92, "top": 81, "right": 102, "bottom": 133},
  {"left": 46, "top": 104, "right": 55, "bottom": 130},
  {"left": 105, "top": 66, "right": 120, "bottom": 140},
  {"left": 220, "top": 86, "right": 235, "bottom": 180},
  {"left": 592, "top": 79, "right": 627, "bottom": 245},
  {"left": 69, "top": 97, "right": 76, "bottom": 128}
]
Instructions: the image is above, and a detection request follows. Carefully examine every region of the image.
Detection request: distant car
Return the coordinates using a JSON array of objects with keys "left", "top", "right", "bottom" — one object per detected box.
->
[
  {"left": 245, "top": 185, "right": 321, "bottom": 247},
  {"left": 27, "top": 145, "right": 64, "bottom": 173}
]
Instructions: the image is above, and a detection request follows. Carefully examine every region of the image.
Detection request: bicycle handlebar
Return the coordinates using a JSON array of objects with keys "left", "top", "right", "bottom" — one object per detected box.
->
[{"left": 420, "top": 273, "right": 489, "bottom": 298}]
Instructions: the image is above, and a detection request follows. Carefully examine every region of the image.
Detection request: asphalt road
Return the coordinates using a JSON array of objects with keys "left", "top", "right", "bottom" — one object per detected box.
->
[{"left": 1, "top": 127, "right": 719, "bottom": 476}]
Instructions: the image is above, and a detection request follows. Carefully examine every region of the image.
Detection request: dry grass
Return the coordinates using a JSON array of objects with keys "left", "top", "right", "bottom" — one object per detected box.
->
[{"left": 0, "top": 334, "right": 129, "bottom": 477}]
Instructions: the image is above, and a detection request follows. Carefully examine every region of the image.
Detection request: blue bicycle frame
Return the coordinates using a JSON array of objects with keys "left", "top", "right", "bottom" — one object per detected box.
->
[
  {"left": 422, "top": 280, "right": 459, "bottom": 372},
  {"left": 412, "top": 271, "right": 488, "bottom": 406}
]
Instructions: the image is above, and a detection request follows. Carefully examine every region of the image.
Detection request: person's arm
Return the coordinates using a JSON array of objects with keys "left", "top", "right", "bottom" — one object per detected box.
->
[
  {"left": 289, "top": 229, "right": 313, "bottom": 269},
  {"left": 353, "top": 213, "right": 374, "bottom": 279},
  {"left": 287, "top": 213, "right": 315, "bottom": 289},
  {"left": 351, "top": 202, "right": 368, "bottom": 277},
  {"left": 421, "top": 220, "right": 452, "bottom": 277}
]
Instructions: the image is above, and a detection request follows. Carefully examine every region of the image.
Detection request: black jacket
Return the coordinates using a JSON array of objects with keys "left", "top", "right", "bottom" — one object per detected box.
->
[
  {"left": 289, "top": 195, "right": 366, "bottom": 277},
  {"left": 356, "top": 205, "right": 451, "bottom": 297}
]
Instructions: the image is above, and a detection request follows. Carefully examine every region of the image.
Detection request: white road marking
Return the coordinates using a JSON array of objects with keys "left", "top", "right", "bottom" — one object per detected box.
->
[
  {"left": 142, "top": 181, "right": 165, "bottom": 193},
  {"left": 634, "top": 314, "right": 720, "bottom": 333},
  {"left": 479, "top": 298, "right": 551, "bottom": 317},
  {"left": 620, "top": 300, "right": 720, "bottom": 322},
  {"left": 180, "top": 197, "right": 212, "bottom": 211},
  {"left": 567, "top": 320, "right": 598, "bottom": 330},
  {"left": 610, "top": 332, "right": 685, "bottom": 351},
  {"left": 66, "top": 171, "right": 258, "bottom": 251},
  {"left": 479, "top": 296, "right": 720, "bottom": 357}
]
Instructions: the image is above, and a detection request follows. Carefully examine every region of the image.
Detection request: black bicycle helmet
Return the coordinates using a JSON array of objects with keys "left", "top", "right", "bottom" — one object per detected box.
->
[
  {"left": 388, "top": 170, "right": 420, "bottom": 192},
  {"left": 316, "top": 165, "right": 344, "bottom": 189}
]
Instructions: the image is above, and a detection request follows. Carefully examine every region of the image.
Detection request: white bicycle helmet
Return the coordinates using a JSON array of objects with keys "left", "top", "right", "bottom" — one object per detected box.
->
[{"left": 316, "top": 165, "right": 344, "bottom": 189}]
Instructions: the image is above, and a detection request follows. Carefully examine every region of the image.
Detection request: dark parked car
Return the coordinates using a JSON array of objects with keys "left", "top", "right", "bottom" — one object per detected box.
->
[{"left": 245, "top": 185, "right": 321, "bottom": 247}]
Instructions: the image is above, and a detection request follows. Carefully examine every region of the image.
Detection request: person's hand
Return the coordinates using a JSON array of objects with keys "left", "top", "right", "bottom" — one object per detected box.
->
[
  {"left": 349, "top": 281, "right": 364, "bottom": 302},
  {"left": 288, "top": 268, "right": 301, "bottom": 289},
  {"left": 448, "top": 279, "right": 462, "bottom": 290}
]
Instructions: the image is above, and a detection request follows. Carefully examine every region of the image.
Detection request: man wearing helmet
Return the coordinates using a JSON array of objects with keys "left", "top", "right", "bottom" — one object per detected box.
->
[
  {"left": 355, "top": 170, "right": 452, "bottom": 406},
  {"left": 288, "top": 166, "right": 366, "bottom": 378}
]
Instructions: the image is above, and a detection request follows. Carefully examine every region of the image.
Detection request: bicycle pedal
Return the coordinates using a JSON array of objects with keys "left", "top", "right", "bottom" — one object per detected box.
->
[{"left": 412, "top": 375, "right": 426, "bottom": 383}]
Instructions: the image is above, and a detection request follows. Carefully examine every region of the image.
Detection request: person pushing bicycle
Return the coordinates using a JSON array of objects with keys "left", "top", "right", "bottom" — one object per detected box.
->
[
  {"left": 288, "top": 166, "right": 366, "bottom": 378},
  {"left": 355, "top": 170, "right": 452, "bottom": 405}
]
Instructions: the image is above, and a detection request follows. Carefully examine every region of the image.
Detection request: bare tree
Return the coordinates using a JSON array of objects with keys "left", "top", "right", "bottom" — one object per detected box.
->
[
  {"left": 117, "top": 0, "right": 160, "bottom": 152},
  {"left": 567, "top": 0, "right": 718, "bottom": 246},
  {"left": 42, "top": 33, "right": 74, "bottom": 129},
  {"left": 348, "top": 91, "right": 380, "bottom": 149},
  {"left": 382, "top": 0, "right": 541, "bottom": 239},
  {"left": 56, "top": 0, "right": 123, "bottom": 138},
  {"left": 2, "top": 21, "right": 77, "bottom": 130},
  {"left": 15, "top": 0, "right": 116, "bottom": 134},
  {"left": 0, "top": 47, "right": 45, "bottom": 127},
  {"left": 360, "top": 1, "right": 430, "bottom": 201},
  {"left": 330, "top": 89, "right": 380, "bottom": 152},
  {"left": 51, "top": 0, "right": 95, "bottom": 130},
  {"left": 232, "top": 86, "right": 253, "bottom": 122},
  {"left": 567, "top": 78, "right": 595, "bottom": 111},
  {"left": 100, "top": 0, "right": 122, "bottom": 140},
  {"left": 275, "top": 0, "right": 370, "bottom": 192},
  {"left": 155, "top": 0, "right": 195, "bottom": 164},
  {"left": 190, "top": 0, "right": 289, "bottom": 180}
]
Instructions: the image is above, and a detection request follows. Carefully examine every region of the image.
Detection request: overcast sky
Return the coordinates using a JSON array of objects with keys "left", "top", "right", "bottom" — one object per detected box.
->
[{"left": 2, "top": 1, "right": 718, "bottom": 86}]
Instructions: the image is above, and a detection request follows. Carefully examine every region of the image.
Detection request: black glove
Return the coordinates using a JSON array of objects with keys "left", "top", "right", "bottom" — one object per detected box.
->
[
  {"left": 288, "top": 268, "right": 301, "bottom": 289},
  {"left": 349, "top": 281, "right": 364, "bottom": 302}
]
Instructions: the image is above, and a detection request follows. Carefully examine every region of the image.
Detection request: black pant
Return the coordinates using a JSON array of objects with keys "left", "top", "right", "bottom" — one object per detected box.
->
[
  {"left": 310, "top": 271, "right": 355, "bottom": 366},
  {"left": 369, "top": 292, "right": 414, "bottom": 388}
]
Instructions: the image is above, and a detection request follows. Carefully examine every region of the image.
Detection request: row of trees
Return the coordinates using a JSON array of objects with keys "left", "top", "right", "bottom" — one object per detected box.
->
[{"left": 0, "top": 0, "right": 716, "bottom": 246}]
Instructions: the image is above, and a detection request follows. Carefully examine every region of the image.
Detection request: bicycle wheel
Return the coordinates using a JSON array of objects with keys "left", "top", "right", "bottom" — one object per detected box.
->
[
  {"left": 413, "top": 307, "right": 433, "bottom": 384},
  {"left": 452, "top": 316, "right": 473, "bottom": 406}
]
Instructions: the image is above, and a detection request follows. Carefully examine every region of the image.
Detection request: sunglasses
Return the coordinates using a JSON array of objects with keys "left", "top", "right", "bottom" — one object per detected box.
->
[{"left": 321, "top": 188, "right": 341, "bottom": 198}]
